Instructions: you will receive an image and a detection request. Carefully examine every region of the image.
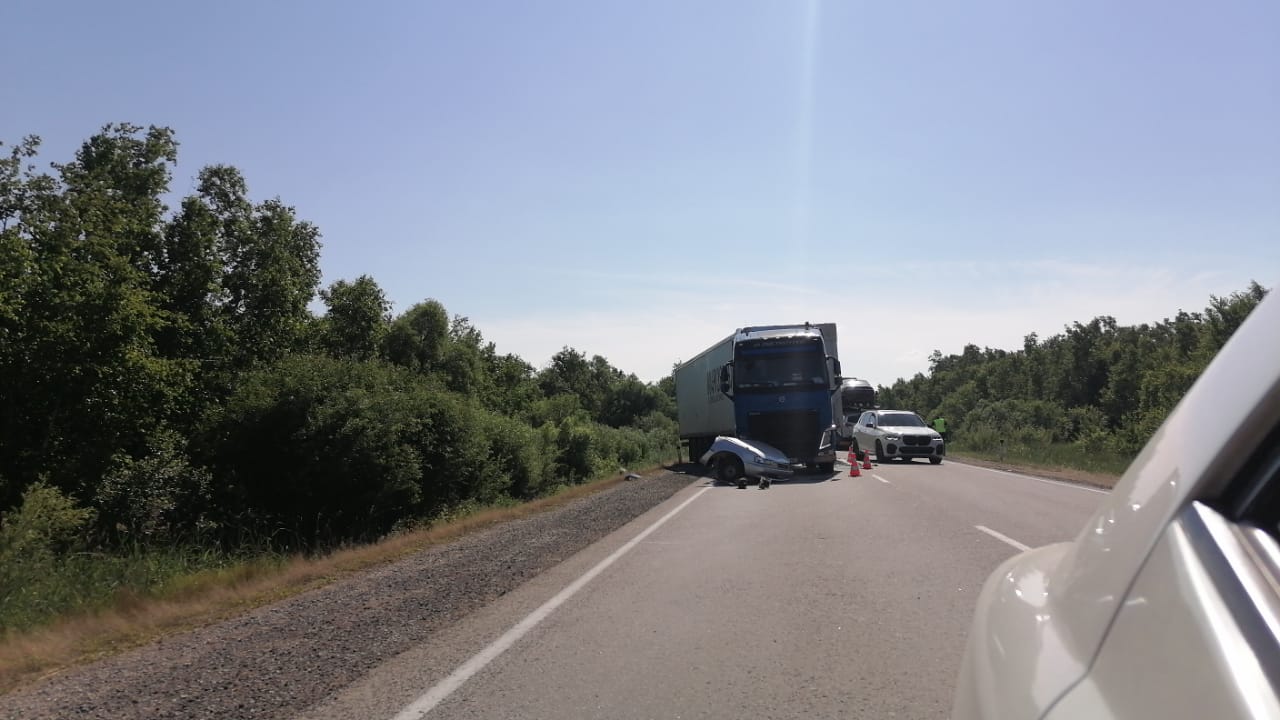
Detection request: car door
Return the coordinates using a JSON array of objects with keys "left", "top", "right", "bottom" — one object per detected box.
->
[
  {"left": 851, "top": 411, "right": 872, "bottom": 449},
  {"left": 1043, "top": 434, "right": 1280, "bottom": 719},
  {"left": 861, "top": 412, "right": 881, "bottom": 448}
]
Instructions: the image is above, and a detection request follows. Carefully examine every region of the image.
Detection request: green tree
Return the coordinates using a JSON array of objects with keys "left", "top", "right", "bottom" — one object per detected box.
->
[
  {"left": 438, "top": 314, "right": 493, "bottom": 396},
  {"left": 154, "top": 193, "right": 228, "bottom": 364},
  {"left": 383, "top": 299, "right": 450, "bottom": 372},
  {"left": 486, "top": 352, "right": 544, "bottom": 418},
  {"left": 537, "top": 348, "right": 627, "bottom": 422},
  {"left": 0, "top": 126, "right": 192, "bottom": 503},
  {"left": 223, "top": 194, "right": 322, "bottom": 367},
  {"left": 319, "top": 275, "right": 391, "bottom": 361}
]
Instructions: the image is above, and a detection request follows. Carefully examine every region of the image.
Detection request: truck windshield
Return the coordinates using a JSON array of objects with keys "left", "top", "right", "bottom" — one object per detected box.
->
[{"left": 735, "top": 348, "right": 827, "bottom": 390}]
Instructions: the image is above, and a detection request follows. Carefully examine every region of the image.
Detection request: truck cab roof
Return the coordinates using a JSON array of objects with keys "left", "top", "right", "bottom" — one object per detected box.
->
[{"left": 736, "top": 325, "right": 823, "bottom": 343}]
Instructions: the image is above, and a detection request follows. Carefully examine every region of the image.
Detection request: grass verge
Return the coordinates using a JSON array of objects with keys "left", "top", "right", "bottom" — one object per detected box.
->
[
  {"left": 948, "top": 443, "right": 1127, "bottom": 488},
  {"left": 0, "top": 462, "right": 676, "bottom": 695}
]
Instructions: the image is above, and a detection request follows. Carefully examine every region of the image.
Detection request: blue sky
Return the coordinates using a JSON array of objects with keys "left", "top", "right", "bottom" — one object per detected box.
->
[{"left": 5, "top": 0, "right": 1278, "bottom": 383}]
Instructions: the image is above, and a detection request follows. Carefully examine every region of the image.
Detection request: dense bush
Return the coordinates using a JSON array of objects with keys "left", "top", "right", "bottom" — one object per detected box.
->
[
  {"left": 207, "top": 357, "right": 427, "bottom": 546},
  {"left": 95, "top": 428, "right": 215, "bottom": 544},
  {"left": 199, "top": 355, "right": 678, "bottom": 548},
  {"left": 0, "top": 483, "right": 94, "bottom": 629}
]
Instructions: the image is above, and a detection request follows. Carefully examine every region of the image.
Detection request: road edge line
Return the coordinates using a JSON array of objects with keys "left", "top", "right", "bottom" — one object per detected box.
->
[{"left": 391, "top": 486, "right": 713, "bottom": 719}]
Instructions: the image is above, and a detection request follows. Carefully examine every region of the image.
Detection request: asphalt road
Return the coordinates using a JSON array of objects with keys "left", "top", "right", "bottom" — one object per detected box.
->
[{"left": 302, "top": 459, "right": 1107, "bottom": 720}]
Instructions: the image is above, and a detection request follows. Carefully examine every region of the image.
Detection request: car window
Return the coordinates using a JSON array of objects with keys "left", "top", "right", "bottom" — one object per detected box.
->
[
  {"left": 1220, "top": 425, "right": 1280, "bottom": 538},
  {"left": 1179, "top": 424, "right": 1280, "bottom": 690},
  {"left": 877, "top": 413, "right": 925, "bottom": 427}
]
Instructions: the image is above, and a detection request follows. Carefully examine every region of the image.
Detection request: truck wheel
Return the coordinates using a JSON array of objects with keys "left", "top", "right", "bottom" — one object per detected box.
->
[
  {"left": 930, "top": 456, "right": 943, "bottom": 465},
  {"left": 716, "top": 456, "right": 745, "bottom": 485},
  {"left": 875, "top": 441, "right": 889, "bottom": 464}
]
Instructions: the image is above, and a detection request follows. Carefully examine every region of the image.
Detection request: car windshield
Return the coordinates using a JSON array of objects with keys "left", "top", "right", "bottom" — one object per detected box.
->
[
  {"left": 878, "top": 413, "right": 925, "bottom": 427},
  {"left": 735, "top": 350, "right": 827, "bottom": 389}
]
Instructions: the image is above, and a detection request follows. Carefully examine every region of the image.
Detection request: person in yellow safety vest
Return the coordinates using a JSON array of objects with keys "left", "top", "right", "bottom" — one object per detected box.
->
[{"left": 932, "top": 416, "right": 949, "bottom": 443}]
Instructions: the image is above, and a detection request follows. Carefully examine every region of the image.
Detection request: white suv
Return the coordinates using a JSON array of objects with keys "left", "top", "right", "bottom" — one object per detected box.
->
[{"left": 851, "top": 410, "right": 945, "bottom": 464}]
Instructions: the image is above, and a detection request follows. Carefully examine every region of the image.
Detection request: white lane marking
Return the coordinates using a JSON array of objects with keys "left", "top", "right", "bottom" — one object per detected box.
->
[
  {"left": 975, "top": 525, "right": 1031, "bottom": 552},
  {"left": 872, "top": 474, "right": 890, "bottom": 484},
  {"left": 391, "top": 486, "right": 712, "bottom": 720},
  {"left": 951, "top": 459, "right": 1108, "bottom": 494}
]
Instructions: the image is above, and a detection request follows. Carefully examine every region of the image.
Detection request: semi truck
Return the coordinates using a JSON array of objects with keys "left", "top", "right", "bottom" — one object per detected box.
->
[
  {"left": 675, "top": 323, "right": 842, "bottom": 477},
  {"left": 835, "top": 378, "right": 877, "bottom": 449}
]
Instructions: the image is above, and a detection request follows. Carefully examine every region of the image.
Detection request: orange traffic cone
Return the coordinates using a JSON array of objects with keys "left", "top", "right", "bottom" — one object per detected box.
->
[
  {"left": 849, "top": 456, "right": 862, "bottom": 477},
  {"left": 846, "top": 448, "right": 857, "bottom": 464},
  {"left": 861, "top": 452, "right": 872, "bottom": 470}
]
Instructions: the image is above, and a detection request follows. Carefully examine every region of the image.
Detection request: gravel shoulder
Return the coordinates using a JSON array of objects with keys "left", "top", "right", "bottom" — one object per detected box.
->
[{"left": 0, "top": 469, "right": 699, "bottom": 720}]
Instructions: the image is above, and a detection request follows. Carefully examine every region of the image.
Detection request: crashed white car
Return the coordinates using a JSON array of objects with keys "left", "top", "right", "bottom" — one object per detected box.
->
[{"left": 699, "top": 436, "right": 794, "bottom": 487}]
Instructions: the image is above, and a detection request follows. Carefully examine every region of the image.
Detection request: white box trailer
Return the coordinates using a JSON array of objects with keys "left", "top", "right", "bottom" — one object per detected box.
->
[{"left": 674, "top": 332, "right": 736, "bottom": 444}]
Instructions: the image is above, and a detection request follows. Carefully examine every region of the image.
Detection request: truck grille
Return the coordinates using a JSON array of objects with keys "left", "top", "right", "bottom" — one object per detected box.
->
[{"left": 746, "top": 410, "right": 820, "bottom": 461}]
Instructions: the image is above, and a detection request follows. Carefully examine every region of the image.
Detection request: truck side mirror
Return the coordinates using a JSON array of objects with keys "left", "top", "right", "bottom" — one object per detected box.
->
[
  {"left": 827, "top": 357, "right": 841, "bottom": 390},
  {"left": 718, "top": 365, "right": 732, "bottom": 395}
]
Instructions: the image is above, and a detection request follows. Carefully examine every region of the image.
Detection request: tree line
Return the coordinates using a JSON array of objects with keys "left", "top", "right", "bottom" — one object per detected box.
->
[
  {"left": 877, "top": 281, "right": 1269, "bottom": 458},
  {"left": 0, "top": 124, "right": 679, "bottom": 565}
]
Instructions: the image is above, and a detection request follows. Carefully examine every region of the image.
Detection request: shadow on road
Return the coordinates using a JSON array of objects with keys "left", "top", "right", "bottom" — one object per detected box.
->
[
  {"left": 665, "top": 461, "right": 933, "bottom": 489},
  {"left": 693, "top": 468, "right": 850, "bottom": 489}
]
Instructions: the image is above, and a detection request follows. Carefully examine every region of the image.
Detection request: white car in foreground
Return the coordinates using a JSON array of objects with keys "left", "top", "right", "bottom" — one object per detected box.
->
[{"left": 952, "top": 288, "right": 1280, "bottom": 719}]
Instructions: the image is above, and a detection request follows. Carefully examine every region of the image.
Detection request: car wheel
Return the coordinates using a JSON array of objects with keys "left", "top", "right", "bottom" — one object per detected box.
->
[
  {"left": 875, "top": 441, "right": 889, "bottom": 463},
  {"left": 716, "top": 455, "right": 745, "bottom": 485},
  {"left": 819, "top": 462, "right": 835, "bottom": 473},
  {"left": 930, "top": 456, "right": 943, "bottom": 465}
]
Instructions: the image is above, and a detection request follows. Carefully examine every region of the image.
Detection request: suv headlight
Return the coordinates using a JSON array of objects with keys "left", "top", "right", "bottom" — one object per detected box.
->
[{"left": 884, "top": 434, "right": 901, "bottom": 442}]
